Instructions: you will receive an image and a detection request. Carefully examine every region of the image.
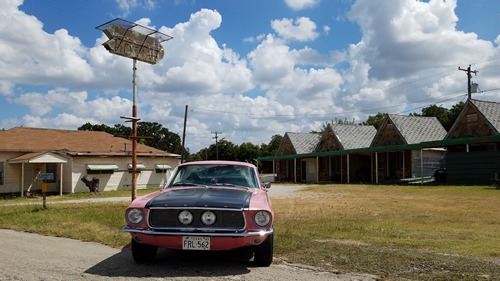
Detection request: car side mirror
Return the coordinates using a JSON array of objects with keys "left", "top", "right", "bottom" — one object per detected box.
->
[{"left": 262, "top": 182, "right": 271, "bottom": 190}]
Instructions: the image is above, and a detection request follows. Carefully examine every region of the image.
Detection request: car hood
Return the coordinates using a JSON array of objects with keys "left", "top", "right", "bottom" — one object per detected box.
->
[{"left": 145, "top": 187, "right": 252, "bottom": 210}]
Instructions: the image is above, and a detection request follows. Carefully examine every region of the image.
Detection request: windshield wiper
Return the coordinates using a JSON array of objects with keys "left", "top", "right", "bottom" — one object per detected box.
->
[
  {"left": 212, "top": 183, "right": 236, "bottom": 187},
  {"left": 171, "top": 182, "right": 205, "bottom": 187}
]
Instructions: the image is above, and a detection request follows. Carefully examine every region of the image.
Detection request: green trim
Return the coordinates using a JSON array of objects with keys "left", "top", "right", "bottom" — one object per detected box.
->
[{"left": 258, "top": 135, "right": 500, "bottom": 161}]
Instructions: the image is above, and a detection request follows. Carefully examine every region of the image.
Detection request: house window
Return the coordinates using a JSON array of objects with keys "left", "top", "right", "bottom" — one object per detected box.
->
[
  {"left": 0, "top": 162, "right": 4, "bottom": 185},
  {"left": 128, "top": 163, "right": 146, "bottom": 173},
  {"left": 86, "top": 164, "right": 119, "bottom": 175},
  {"left": 45, "top": 163, "right": 57, "bottom": 183},
  {"left": 155, "top": 164, "right": 171, "bottom": 173}
]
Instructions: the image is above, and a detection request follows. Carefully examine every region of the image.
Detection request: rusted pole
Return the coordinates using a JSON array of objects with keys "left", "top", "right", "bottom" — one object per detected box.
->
[{"left": 131, "top": 59, "right": 137, "bottom": 201}]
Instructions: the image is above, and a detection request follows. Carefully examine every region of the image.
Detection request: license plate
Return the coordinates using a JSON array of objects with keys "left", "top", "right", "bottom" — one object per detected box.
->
[{"left": 182, "top": 236, "right": 210, "bottom": 250}]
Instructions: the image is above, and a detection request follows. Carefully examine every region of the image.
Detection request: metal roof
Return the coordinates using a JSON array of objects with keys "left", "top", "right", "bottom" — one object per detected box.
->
[
  {"left": 445, "top": 99, "right": 500, "bottom": 139},
  {"left": 258, "top": 134, "right": 500, "bottom": 161},
  {"left": 469, "top": 99, "right": 500, "bottom": 133},
  {"left": 329, "top": 124, "right": 377, "bottom": 150},
  {"left": 285, "top": 132, "right": 321, "bottom": 154}
]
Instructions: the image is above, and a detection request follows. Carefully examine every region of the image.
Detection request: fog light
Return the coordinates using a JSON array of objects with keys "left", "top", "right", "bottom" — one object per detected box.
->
[
  {"left": 134, "top": 236, "right": 142, "bottom": 243},
  {"left": 253, "top": 238, "right": 262, "bottom": 245}
]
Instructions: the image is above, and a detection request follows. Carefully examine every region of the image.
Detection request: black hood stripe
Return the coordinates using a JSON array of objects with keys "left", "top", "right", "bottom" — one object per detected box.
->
[{"left": 146, "top": 187, "right": 252, "bottom": 209}]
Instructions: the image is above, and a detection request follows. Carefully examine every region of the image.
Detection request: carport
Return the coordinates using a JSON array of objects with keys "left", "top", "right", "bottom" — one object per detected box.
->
[{"left": 8, "top": 152, "right": 68, "bottom": 196}]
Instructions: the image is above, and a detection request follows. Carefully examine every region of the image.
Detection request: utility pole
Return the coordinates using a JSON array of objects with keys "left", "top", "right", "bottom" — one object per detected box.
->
[
  {"left": 458, "top": 65, "right": 478, "bottom": 100},
  {"left": 181, "top": 105, "right": 188, "bottom": 163},
  {"left": 211, "top": 131, "right": 222, "bottom": 160}
]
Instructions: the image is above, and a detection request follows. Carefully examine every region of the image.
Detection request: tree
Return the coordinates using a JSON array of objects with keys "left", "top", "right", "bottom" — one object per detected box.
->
[
  {"left": 78, "top": 122, "right": 115, "bottom": 134},
  {"left": 363, "top": 112, "right": 386, "bottom": 129},
  {"left": 237, "top": 142, "right": 260, "bottom": 163},
  {"left": 78, "top": 122, "right": 182, "bottom": 154},
  {"left": 267, "top": 134, "right": 283, "bottom": 155},
  {"left": 447, "top": 102, "right": 465, "bottom": 130},
  {"left": 413, "top": 102, "right": 465, "bottom": 130},
  {"left": 137, "top": 122, "right": 182, "bottom": 154},
  {"left": 311, "top": 118, "right": 356, "bottom": 134},
  {"left": 413, "top": 104, "right": 450, "bottom": 129}
]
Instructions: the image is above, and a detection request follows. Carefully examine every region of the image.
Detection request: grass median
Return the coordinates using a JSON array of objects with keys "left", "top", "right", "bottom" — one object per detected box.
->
[{"left": 1, "top": 184, "right": 499, "bottom": 280}]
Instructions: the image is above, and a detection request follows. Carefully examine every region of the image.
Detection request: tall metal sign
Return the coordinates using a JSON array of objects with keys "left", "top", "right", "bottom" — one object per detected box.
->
[{"left": 97, "top": 18, "right": 173, "bottom": 201}]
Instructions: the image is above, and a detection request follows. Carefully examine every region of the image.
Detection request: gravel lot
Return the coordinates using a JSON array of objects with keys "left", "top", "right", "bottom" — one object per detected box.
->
[{"left": 0, "top": 184, "right": 379, "bottom": 281}]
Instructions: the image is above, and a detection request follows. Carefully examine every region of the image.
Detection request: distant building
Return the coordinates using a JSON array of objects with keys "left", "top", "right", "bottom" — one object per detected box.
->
[
  {"left": 275, "top": 132, "right": 321, "bottom": 182},
  {"left": 370, "top": 114, "right": 447, "bottom": 181},
  {"left": 0, "top": 127, "right": 180, "bottom": 195},
  {"left": 444, "top": 99, "right": 500, "bottom": 184}
]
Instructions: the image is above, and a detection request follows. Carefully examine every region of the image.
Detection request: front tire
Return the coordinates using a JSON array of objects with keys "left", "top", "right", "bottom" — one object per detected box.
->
[
  {"left": 131, "top": 238, "right": 157, "bottom": 264},
  {"left": 254, "top": 233, "right": 273, "bottom": 266}
]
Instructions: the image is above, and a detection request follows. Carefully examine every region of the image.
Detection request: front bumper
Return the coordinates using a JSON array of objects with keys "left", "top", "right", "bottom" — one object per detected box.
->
[{"left": 124, "top": 227, "right": 273, "bottom": 250}]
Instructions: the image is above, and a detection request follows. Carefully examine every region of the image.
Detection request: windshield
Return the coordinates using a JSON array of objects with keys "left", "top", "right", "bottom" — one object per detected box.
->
[{"left": 167, "top": 164, "right": 259, "bottom": 189}]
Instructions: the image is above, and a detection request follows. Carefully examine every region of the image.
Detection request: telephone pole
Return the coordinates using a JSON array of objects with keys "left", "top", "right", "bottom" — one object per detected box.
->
[
  {"left": 211, "top": 131, "right": 222, "bottom": 160},
  {"left": 458, "top": 65, "right": 478, "bottom": 100},
  {"left": 181, "top": 105, "right": 188, "bottom": 163}
]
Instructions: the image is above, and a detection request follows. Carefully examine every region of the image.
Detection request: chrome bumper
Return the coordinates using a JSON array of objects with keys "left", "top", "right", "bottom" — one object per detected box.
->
[{"left": 123, "top": 226, "right": 273, "bottom": 237}]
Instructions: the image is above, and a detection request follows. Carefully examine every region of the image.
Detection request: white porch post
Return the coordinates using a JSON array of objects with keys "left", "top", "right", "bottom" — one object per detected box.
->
[
  {"left": 59, "top": 163, "right": 63, "bottom": 196},
  {"left": 21, "top": 163, "right": 25, "bottom": 198}
]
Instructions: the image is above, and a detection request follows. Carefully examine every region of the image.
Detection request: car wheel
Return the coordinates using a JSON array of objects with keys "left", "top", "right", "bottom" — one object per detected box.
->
[
  {"left": 254, "top": 233, "right": 273, "bottom": 266},
  {"left": 131, "top": 238, "right": 157, "bottom": 264}
]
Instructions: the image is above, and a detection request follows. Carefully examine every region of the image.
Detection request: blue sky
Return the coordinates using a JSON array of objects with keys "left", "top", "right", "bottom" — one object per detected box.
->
[{"left": 1, "top": 0, "right": 499, "bottom": 153}]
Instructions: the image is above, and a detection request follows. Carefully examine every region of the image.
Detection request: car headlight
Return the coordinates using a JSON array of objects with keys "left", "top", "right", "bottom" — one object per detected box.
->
[
  {"left": 201, "top": 211, "right": 216, "bottom": 225},
  {"left": 178, "top": 210, "right": 193, "bottom": 225},
  {"left": 127, "top": 208, "right": 144, "bottom": 224},
  {"left": 254, "top": 211, "right": 271, "bottom": 227}
]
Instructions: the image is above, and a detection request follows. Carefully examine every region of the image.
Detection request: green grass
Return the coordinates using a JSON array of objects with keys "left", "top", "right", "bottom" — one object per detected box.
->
[
  {"left": 0, "top": 188, "right": 158, "bottom": 205},
  {"left": 0, "top": 184, "right": 499, "bottom": 280},
  {"left": 273, "top": 184, "right": 500, "bottom": 280}
]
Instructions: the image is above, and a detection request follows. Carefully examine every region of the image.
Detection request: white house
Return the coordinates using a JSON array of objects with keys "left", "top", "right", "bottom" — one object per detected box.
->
[{"left": 0, "top": 127, "right": 180, "bottom": 196}]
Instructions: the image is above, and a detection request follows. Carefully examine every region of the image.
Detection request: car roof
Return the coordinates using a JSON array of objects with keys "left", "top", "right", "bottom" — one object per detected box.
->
[{"left": 179, "top": 160, "right": 256, "bottom": 168}]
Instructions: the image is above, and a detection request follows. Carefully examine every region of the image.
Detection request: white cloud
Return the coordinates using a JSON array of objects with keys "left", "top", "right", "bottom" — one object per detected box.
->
[
  {"left": 347, "top": 0, "right": 494, "bottom": 80},
  {"left": 1, "top": 0, "right": 499, "bottom": 152},
  {"left": 0, "top": 4, "right": 93, "bottom": 87},
  {"left": 271, "top": 17, "right": 319, "bottom": 42},
  {"left": 284, "top": 0, "right": 319, "bottom": 11},
  {"left": 115, "top": 0, "right": 157, "bottom": 16}
]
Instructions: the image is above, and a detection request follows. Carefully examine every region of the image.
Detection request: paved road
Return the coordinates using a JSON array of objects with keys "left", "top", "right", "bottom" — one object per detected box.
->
[{"left": 0, "top": 185, "right": 378, "bottom": 281}]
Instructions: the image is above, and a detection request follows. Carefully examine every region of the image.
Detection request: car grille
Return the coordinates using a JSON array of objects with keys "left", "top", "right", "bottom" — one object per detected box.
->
[{"left": 148, "top": 209, "right": 245, "bottom": 230}]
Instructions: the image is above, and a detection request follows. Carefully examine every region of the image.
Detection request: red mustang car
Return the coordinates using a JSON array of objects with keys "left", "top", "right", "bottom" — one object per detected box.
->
[{"left": 124, "top": 160, "right": 274, "bottom": 266}]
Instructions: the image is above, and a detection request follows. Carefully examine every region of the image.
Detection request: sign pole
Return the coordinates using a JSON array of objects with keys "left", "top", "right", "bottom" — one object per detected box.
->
[
  {"left": 42, "top": 180, "right": 47, "bottom": 209},
  {"left": 131, "top": 59, "right": 138, "bottom": 201},
  {"left": 96, "top": 18, "right": 172, "bottom": 202}
]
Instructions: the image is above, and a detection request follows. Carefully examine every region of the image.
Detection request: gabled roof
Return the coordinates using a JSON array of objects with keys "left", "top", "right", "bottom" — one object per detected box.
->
[
  {"left": 472, "top": 100, "right": 500, "bottom": 133},
  {"left": 328, "top": 124, "right": 377, "bottom": 150},
  {"left": 8, "top": 152, "right": 68, "bottom": 164},
  {"left": 446, "top": 99, "right": 500, "bottom": 139},
  {"left": 279, "top": 132, "right": 321, "bottom": 155},
  {"left": 371, "top": 114, "right": 447, "bottom": 146},
  {"left": 0, "top": 127, "right": 179, "bottom": 157}
]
